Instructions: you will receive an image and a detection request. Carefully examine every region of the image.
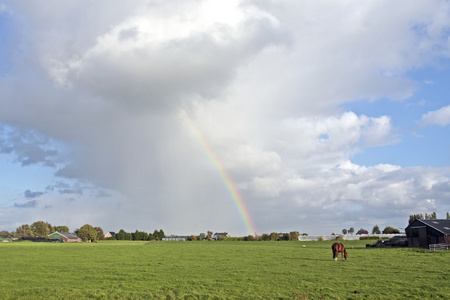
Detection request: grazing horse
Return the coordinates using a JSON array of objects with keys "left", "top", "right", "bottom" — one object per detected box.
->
[{"left": 331, "top": 243, "right": 347, "bottom": 261}]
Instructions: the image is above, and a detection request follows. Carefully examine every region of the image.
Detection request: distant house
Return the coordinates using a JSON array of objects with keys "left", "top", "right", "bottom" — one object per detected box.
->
[
  {"left": 405, "top": 219, "right": 450, "bottom": 247},
  {"left": 48, "top": 232, "right": 82, "bottom": 243},
  {"left": 104, "top": 231, "right": 116, "bottom": 239},
  {"left": 213, "top": 232, "right": 230, "bottom": 240},
  {"left": 162, "top": 236, "right": 187, "bottom": 241},
  {"left": 0, "top": 235, "right": 11, "bottom": 242}
]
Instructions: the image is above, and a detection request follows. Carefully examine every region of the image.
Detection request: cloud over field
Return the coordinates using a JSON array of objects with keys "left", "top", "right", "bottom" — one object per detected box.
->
[{"left": 1, "top": 1, "right": 450, "bottom": 235}]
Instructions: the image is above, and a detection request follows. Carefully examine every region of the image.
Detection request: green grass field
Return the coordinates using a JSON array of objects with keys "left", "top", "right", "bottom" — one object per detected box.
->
[{"left": 1, "top": 240, "right": 449, "bottom": 299}]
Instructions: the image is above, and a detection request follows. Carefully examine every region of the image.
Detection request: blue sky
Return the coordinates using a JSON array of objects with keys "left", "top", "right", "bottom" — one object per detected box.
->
[
  {"left": 1, "top": 1, "right": 450, "bottom": 236},
  {"left": 347, "top": 66, "right": 450, "bottom": 167}
]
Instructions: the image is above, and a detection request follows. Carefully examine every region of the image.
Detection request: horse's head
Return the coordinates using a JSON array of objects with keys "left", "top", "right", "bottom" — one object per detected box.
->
[{"left": 344, "top": 250, "right": 348, "bottom": 260}]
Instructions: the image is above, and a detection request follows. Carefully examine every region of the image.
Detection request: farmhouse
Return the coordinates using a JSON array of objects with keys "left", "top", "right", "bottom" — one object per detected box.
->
[
  {"left": 405, "top": 219, "right": 450, "bottom": 248},
  {"left": 213, "top": 232, "right": 230, "bottom": 240},
  {"left": 48, "top": 232, "right": 82, "bottom": 243},
  {"left": 104, "top": 231, "right": 115, "bottom": 239}
]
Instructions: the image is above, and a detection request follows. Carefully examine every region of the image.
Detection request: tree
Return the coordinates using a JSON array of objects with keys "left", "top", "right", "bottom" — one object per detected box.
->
[
  {"left": 52, "top": 225, "right": 69, "bottom": 233},
  {"left": 261, "top": 233, "right": 270, "bottom": 241},
  {"left": 31, "top": 221, "right": 52, "bottom": 237},
  {"left": 133, "top": 230, "right": 149, "bottom": 241},
  {"left": 207, "top": 231, "right": 213, "bottom": 240},
  {"left": 16, "top": 224, "right": 33, "bottom": 237},
  {"left": 425, "top": 212, "right": 437, "bottom": 219},
  {"left": 94, "top": 227, "right": 104, "bottom": 241},
  {"left": 342, "top": 229, "right": 348, "bottom": 235},
  {"left": 447, "top": 212, "right": 450, "bottom": 219},
  {"left": 382, "top": 226, "right": 400, "bottom": 234},
  {"left": 77, "top": 224, "right": 98, "bottom": 242},
  {"left": 289, "top": 231, "right": 300, "bottom": 241},
  {"left": 356, "top": 228, "right": 369, "bottom": 235},
  {"left": 269, "top": 232, "right": 279, "bottom": 241},
  {"left": 409, "top": 213, "right": 424, "bottom": 224},
  {"left": 348, "top": 227, "right": 354, "bottom": 235},
  {"left": 0, "top": 230, "right": 12, "bottom": 237},
  {"left": 279, "top": 233, "right": 289, "bottom": 241},
  {"left": 199, "top": 233, "right": 206, "bottom": 240},
  {"left": 116, "top": 229, "right": 132, "bottom": 240},
  {"left": 150, "top": 229, "right": 165, "bottom": 241},
  {"left": 246, "top": 235, "right": 255, "bottom": 241},
  {"left": 372, "top": 225, "right": 381, "bottom": 234},
  {"left": 188, "top": 235, "right": 197, "bottom": 241},
  {"left": 409, "top": 212, "right": 438, "bottom": 224},
  {"left": 151, "top": 230, "right": 161, "bottom": 241}
]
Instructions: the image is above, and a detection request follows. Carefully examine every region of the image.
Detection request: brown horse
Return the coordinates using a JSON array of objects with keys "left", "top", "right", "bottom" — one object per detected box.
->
[{"left": 331, "top": 243, "right": 347, "bottom": 261}]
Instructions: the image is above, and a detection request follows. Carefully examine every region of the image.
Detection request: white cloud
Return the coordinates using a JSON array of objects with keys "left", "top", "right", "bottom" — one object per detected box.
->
[
  {"left": 422, "top": 105, "right": 450, "bottom": 126},
  {"left": 1, "top": 1, "right": 450, "bottom": 235}
]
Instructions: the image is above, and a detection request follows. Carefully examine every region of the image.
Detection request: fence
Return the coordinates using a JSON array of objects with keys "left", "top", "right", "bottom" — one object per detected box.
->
[
  {"left": 298, "top": 234, "right": 405, "bottom": 241},
  {"left": 429, "top": 243, "right": 450, "bottom": 251},
  {"left": 162, "top": 237, "right": 187, "bottom": 241},
  {"left": 21, "top": 237, "right": 57, "bottom": 242}
]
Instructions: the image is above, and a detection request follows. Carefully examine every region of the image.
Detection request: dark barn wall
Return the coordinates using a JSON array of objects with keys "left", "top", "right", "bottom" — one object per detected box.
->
[{"left": 406, "top": 220, "right": 449, "bottom": 247}]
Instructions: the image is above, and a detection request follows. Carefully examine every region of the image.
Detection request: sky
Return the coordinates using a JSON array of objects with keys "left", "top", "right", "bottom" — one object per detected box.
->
[{"left": 1, "top": 0, "right": 450, "bottom": 236}]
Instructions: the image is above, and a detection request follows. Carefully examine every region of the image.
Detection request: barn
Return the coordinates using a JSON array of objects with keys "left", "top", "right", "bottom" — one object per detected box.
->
[
  {"left": 405, "top": 219, "right": 450, "bottom": 248},
  {"left": 48, "top": 232, "right": 82, "bottom": 243},
  {"left": 213, "top": 232, "right": 230, "bottom": 240}
]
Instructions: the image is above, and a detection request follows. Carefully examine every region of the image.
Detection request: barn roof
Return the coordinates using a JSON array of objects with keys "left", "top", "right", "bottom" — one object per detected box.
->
[
  {"left": 60, "top": 232, "right": 80, "bottom": 239},
  {"left": 408, "top": 219, "right": 450, "bottom": 235},
  {"left": 214, "top": 232, "right": 229, "bottom": 236},
  {"left": 50, "top": 232, "right": 80, "bottom": 239}
]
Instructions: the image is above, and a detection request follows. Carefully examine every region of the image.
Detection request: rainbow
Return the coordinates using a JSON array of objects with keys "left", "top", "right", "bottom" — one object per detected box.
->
[{"left": 182, "top": 113, "right": 257, "bottom": 236}]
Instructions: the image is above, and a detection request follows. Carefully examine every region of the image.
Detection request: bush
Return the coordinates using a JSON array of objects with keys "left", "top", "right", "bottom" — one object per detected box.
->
[
  {"left": 359, "top": 236, "right": 381, "bottom": 240},
  {"left": 356, "top": 228, "right": 369, "bottom": 235},
  {"left": 382, "top": 226, "right": 400, "bottom": 234}
]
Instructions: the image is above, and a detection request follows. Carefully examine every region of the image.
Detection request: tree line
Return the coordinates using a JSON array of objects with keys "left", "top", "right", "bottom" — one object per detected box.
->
[
  {"left": 2, "top": 212, "right": 448, "bottom": 242},
  {"left": 340, "top": 225, "right": 400, "bottom": 236},
  {"left": 3, "top": 221, "right": 105, "bottom": 243},
  {"left": 1, "top": 221, "right": 169, "bottom": 243},
  {"left": 408, "top": 212, "right": 450, "bottom": 224},
  {"left": 109, "top": 230, "right": 301, "bottom": 242},
  {"left": 338, "top": 212, "right": 450, "bottom": 236},
  {"left": 188, "top": 231, "right": 303, "bottom": 241},
  {"left": 111, "top": 229, "right": 166, "bottom": 241}
]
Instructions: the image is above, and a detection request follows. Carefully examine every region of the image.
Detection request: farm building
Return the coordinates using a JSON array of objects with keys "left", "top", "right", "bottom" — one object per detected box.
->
[
  {"left": 162, "top": 236, "right": 187, "bottom": 241},
  {"left": 48, "top": 232, "right": 82, "bottom": 243},
  {"left": 405, "top": 219, "right": 450, "bottom": 248},
  {"left": 104, "top": 231, "right": 115, "bottom": 239},
  {"left": 213, "top": 232, "right": 230, "bottom": 240}
]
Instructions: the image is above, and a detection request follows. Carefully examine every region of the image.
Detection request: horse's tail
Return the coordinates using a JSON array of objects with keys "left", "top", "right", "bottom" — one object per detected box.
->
[{"left": 331, "top": 244, "right": 337, "bottom": 260}]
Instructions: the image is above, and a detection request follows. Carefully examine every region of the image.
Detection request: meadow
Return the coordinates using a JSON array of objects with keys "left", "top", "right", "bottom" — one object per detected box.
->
[{"left": 0, "top": 240, "right": 449, "bottom": 299}]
